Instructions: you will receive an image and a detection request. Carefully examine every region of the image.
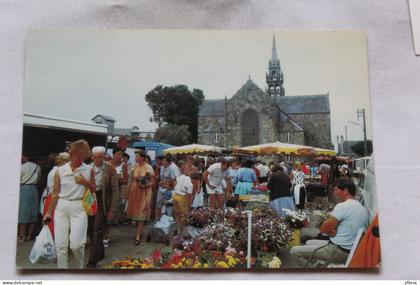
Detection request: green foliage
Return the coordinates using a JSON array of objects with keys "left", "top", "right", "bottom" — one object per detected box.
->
[
  {"left": 350, "top": 140, "right": 373, "bottom": 156},
  {"left": 154, "top": 124, "right": 192, "bottom": 146},
  {"left": 145, "top": 85, "right": 204, "bottom": 142}
]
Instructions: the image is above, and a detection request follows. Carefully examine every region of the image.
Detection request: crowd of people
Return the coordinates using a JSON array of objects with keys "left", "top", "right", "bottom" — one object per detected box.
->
[{"left": 19, "top": 139, "right": 367, "bottom": 269}]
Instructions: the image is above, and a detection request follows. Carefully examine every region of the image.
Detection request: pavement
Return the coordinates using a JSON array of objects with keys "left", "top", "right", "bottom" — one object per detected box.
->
[{"left": 16, "top": 222, "right": 301, "bottom": 270}]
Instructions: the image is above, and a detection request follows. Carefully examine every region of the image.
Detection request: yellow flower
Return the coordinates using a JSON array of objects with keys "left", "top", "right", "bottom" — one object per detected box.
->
[
  {"left": 203, "top": 263, "right": 209, "bottom": 268},
  {"left": 217, "top": 261, "right": 229, "bottom": 268},
  {"left": 193, "top": 262, "right": 202, "bottom": 268},
  {"left": 227, "top": 256, "right": 236, "bottom": 266}
]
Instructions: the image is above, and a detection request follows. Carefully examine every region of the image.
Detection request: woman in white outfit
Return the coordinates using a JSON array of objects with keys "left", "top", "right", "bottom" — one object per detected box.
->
[{"left": 43, "top": 140, "right": 95, "bottom": 269}]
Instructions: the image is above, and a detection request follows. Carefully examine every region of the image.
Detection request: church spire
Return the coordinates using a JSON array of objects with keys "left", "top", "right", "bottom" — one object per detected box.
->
[
  {"left": 266, "top": 35, "right": 285, "bottom": 97},
  {"left": 271, "top": 36, "right": 278, "bottom": 61}
]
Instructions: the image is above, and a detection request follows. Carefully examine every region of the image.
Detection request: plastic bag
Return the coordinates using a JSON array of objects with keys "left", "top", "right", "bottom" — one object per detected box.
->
[
  {"left": 191, "top": 192, "right": 204, "bottom": 208},
  {"left": 29, "top": 225, "right": 56, "bottom": 264}
]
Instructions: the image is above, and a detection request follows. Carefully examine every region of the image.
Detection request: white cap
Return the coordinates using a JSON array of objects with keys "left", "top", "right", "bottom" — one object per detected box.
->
[{"left": 92, "top": 146, "right": 106, "bottom": 154}]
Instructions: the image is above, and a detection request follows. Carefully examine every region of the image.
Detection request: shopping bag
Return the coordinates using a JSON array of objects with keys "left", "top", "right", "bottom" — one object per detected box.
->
[
  {"left": 29, "top": 225, "right": 56, "bottom": 264},
  {"left": 82, "top": 188, "right": 97, "bottom": 216},
  {"left": 191, "top": 192, "right": 204, "bottom": 208}
]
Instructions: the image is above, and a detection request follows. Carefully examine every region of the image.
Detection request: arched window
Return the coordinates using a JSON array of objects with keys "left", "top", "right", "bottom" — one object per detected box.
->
[
  {"left": 285, "top": 131, "right": 293, "bottom": 143},
  {"left": 241, "top": 108, "right": 259, "bottom": 146},
  {"left": 272, "top": 71, "right": 277, "bottom": 79},
  {"left": 276, "top": 86, "right": 281, "bottom": 94}
]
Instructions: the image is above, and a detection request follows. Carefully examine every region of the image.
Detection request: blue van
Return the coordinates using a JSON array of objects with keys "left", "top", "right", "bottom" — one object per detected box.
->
[{"left": 132, "top": 141, "right": 173, "bottom": 166}]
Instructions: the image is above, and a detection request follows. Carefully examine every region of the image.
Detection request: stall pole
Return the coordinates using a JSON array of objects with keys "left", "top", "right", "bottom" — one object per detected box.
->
[{"left": 245, "top": 210, "right": 252, "bottom": 268}]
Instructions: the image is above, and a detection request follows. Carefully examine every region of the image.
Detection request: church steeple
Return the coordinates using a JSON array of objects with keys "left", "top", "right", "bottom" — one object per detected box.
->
[{"left": 266, "top": 36, "right": 285, "bottom": 97}]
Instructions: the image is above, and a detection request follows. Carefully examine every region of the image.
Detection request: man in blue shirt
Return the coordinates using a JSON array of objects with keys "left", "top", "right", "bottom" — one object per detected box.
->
[{"left": 290, "top": 177, "right": 369, "bottom": 267}]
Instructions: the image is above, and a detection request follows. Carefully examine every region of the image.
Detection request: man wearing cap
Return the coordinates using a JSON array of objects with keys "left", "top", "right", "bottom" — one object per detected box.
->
[{"left": 86, "top": 146, "right": 120, "bottom": 269}]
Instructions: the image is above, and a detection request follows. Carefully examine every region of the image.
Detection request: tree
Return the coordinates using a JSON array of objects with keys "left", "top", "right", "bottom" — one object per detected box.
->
[
  {"left": 350, "top": 140, "right": 373, "bottom": 156},
  {"left": 154, "top": 124, "right": 192, "bottom": 146},
  {"left": 145, "top": 85, "right": 204, "bottom": 142}
]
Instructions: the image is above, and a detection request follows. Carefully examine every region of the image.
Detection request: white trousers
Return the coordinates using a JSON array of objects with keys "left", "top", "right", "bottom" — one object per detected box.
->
[{"left": 54, "top": 199, "right": 88, "bottom": 269}]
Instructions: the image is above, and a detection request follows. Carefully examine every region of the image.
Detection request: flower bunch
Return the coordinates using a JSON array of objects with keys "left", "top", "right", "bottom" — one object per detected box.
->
[
  {"left": 187, "top": 206, "right": 224, "bottom": 228},
  {"left": 237, "top": 216, "right": 292, "bottom": 252},
  {"left": 283, "top": 208, "right": 308, "bottom": 229},
  {"left": 246, "top": 203, "right": 279, "bottom": 219},
  {"left": 199, "top": 222, "right": 236, "bottom": 251},
  {"left": 254, "top": 184, "right": 269, "bottom": 192},
  {"left": 105, "top": 256, "right": 155, "bottom": 269}
]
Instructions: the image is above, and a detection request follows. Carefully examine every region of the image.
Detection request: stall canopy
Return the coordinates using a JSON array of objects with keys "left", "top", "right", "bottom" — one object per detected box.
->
[
  {"left": 232, "top": 141, "right": 337, "bottom": 157},
  {"left": 314, "top": 147, "right": 337, "bottom": 157},
  {"left": 232, "top": 141, "right": 313, "bottom": 156},
  {"left": 163, "top": 144, "right": 224, "bottom": 155}
]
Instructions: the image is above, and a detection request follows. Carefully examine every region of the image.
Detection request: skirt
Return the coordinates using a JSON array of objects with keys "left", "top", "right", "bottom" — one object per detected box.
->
[
  {"left": 19, "top": 185, "right": 39, "bottom": 223},
  {"left": 269, "top": 196, "right": 295, "bottom": 218},
  {"left": 234, "top": 181, "right": 253, "bottom": 196}
]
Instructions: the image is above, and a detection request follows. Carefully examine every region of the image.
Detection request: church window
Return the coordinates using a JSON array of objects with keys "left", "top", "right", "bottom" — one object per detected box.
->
[
  {"left": 276, "top": 86, "right": 281, "bottom": 94},
  {"left": 285, "top": 131, "right": 293, "bottom": 143},
  {"left": 241, "top": 108, "right": 259, "bottom": 146},
  {"left": 214, "top": 132, "right": 220, "bottom": 143}
]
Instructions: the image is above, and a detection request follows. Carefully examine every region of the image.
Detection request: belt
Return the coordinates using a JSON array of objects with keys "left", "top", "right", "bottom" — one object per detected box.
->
[
  {"left": 329, "top": 241, "right": 350, "bottom": 253},
  {"left": 21, "top": 183, "right": 37, "bottom": 186}
]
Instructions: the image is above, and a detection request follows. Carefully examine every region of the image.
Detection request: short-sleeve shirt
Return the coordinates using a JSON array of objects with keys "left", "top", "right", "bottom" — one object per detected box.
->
[
  {"left": 207, "top": 163, "right": 229, "bottom": 187},
  {"left": 330, "top": 199, "right": 369, "bottom": 250},
  {"left": 21, "top": 161, "right": 41, "bottom": 185},
  {"left": 57, "top": 162, "right": 92, "bottom": 200},
  {"left": 237, "top": 168, "right": 257, "bottom": 183},
  {"left": 174, "top": 174, "right": 193, "bottom": 196},
  {"left": 228, "top": 167, "right": 239, "bottom": 186},
  {"left": 159, "top": 163, "right": 179, "bottom": 191}
]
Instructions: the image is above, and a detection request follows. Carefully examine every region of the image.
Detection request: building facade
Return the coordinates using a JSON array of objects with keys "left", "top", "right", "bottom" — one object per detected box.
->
[{"left": 197, "top": 36, "right": 332, "bottom": 149}]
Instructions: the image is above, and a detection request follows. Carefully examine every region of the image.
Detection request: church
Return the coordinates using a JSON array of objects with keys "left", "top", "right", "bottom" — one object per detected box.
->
[{"left": 197, "top": 36, "right": 332, "bottom": 150}]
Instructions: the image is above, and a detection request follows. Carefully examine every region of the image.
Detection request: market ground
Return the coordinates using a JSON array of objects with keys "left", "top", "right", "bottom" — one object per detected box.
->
[{"left": 15, "top": 222, "right": 303, "bottom": 270}]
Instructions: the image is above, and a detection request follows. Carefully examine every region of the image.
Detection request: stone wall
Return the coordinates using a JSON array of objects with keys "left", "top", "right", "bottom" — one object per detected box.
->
[
  {"left": 226, "top": 80, "right": 278, "bottom": 147},
  {"left": 288, "top": 113, "right": 332, "bottom": 149},
  {"left": 197, "top": 116, "right": 225, "bottom": 147}
]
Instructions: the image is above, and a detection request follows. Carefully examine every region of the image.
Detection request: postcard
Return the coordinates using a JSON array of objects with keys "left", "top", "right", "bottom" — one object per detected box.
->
[{"left": 18, "top": 29, "right": 379, "bottom": 270}]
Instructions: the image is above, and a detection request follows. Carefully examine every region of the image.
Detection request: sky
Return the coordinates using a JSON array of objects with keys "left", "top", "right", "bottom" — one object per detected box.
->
[{"left": 24, "top": 29, "right": 372, "bottom": 148}]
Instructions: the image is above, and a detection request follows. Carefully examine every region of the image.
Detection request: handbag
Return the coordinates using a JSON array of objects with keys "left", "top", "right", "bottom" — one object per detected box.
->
[{"left": 82, "top": 188, "right": 98, "bottom": 216}]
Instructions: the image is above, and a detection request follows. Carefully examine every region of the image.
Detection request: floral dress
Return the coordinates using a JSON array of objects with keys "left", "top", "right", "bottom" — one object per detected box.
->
[{"left": 126, "top": 163, "right": 154, "bottom": 221}]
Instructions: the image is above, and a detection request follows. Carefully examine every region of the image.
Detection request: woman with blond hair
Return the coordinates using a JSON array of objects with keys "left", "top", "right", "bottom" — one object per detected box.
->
[
  {"left": 43, "top": 139, "right": 95, "bottom": 269},
  {"left": 126, "top": 150, "right": 155, "bottom": 245}
]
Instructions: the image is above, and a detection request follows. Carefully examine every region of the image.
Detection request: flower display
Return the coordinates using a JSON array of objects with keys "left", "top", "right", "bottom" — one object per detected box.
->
[
  {"left": 283, "top": 208, "right": 309, "bottom": 229},
  {"left": 199, "top": 222, "right": 236, "bottom": 251},
  {"left": 187, "top": 207, "right": 224, "bottom": 228},
  {"left": 236, "top": 216, "right": 292, "bottom": 252}
]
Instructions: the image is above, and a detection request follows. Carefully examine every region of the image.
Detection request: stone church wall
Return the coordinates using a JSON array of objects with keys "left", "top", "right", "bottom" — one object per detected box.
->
[
  {"left": 197, "top": 116, "right": 225, "bottom": 147},
  {"left": 288, "top": 113, "right": 332, "bottom": 149}
]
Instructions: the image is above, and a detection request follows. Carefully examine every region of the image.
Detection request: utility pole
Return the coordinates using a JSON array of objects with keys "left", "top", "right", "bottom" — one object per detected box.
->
[
  {"left": 224, "top": 95, "right": 228, "bottom": 148},
  {"left": 357, "top": 108, "right": 367, "bottom": 156}
]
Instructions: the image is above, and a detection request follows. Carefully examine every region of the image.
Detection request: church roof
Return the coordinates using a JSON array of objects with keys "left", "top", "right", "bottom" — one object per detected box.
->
[
  {"left": 276, "top": 94, "right": 330, "bottom": 114},
  {"left": 198, "top": 99, "right": 225, "bottom": 117}
]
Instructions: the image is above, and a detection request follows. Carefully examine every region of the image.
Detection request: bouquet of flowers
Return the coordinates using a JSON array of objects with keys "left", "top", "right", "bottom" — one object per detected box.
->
[{"left": 283, "top": 208, "right": 309, "bottom": 229}]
